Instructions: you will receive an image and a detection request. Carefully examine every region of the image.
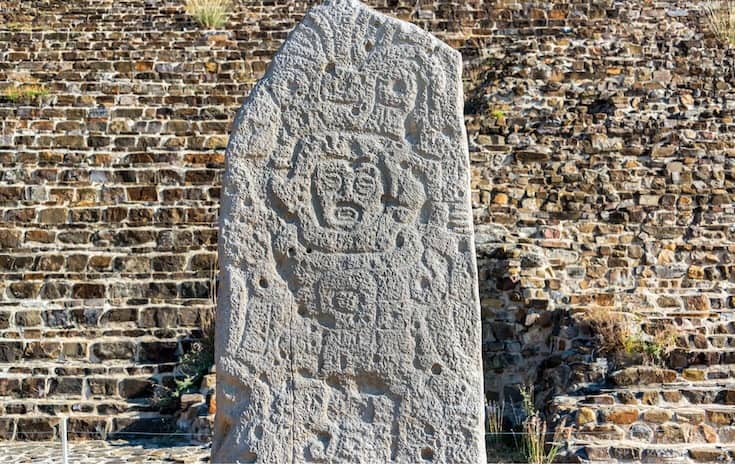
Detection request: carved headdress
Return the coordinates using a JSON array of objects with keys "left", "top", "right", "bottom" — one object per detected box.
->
[{"left": 264, "top": 0, "right": 461, "bottom": 159}]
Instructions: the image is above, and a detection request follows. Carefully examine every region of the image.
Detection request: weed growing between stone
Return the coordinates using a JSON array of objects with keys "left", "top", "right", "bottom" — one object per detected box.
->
[
  {"left": 623, "top": 323, "right": 679, "bottom": 367},
  {"left": 152, "top": 306, "right": 215, "bottom": 413},
  {"left": 4, "top": 84, "right": 49, "bottom": 103},
  {"left": 579, "top": 308, "right": 678, "bottom": 369},
  {"left": 579, "top": 308, "right": 634, "bottom": 362},
  {"left": 184, "top": 0, "right": 232, "bottom": 29}
]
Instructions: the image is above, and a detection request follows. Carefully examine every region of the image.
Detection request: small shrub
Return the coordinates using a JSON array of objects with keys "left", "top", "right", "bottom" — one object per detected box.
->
[
  {"left": 579, "top": 308, "right": 637, "bottom": 362},
  {"left": 629, "top": 323, "right": 678, "bottom": 367},
  {"left": 704, "top": 1, "right": 735, "bottom": 45},
  {"left": 649, "top": 324, "right": 678, "bottom": 363},
  {"left": 151, "top": 384, "right": 180, "bottom": 415},
  {"left": 580, "top": 308, "right": 679, "bottom": 367},
  {"left": 151, "top": 306, "right": 214, "bottom": 414},
  {"left": 185, "top": 0, "right": 232, "bottom": 29}
]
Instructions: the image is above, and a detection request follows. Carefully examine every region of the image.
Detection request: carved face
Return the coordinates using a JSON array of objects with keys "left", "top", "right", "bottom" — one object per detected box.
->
[{"left": 313, "top": 159, "right": 384, "bottom": 232}]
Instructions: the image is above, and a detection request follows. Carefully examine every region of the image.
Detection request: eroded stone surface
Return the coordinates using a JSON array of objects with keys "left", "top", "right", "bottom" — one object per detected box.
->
[{"left": 213, "top": 0, "right": 485, "bottom": 462}]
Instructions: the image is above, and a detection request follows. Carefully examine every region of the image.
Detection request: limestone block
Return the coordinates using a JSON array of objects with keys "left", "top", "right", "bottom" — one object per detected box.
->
[{"left": 213, "top": 1, "right": 485, "bottom": 462}]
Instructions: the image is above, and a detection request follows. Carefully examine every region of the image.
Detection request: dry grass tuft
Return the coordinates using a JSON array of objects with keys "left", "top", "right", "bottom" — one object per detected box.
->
[
  {"left": 517, "top": 385, "right": 567, "bottom": 464},
  {"left": 522, "top": 415, "right": 567, "bottom": 464},
  {"left": 487, "top": 400, "right": 505, "bottom": 445},
  {"left": 185, "top": 0, "right": 233, "bottom": 29},
  {"left": 579, "top": 307, "right": 635, "bottom": 359},
  {"left": 704, "top": 1, "right": 735, "bottom": 45}
]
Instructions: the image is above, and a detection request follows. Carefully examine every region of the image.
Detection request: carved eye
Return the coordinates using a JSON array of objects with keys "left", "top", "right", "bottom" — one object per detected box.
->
[
  {"left": 354, "top": 173, "right": 376, "bottom": 196},
  {"left": 392, "top": 79, "right": 407, "bottom": 95},
  {"left": 321, "top": 171, "right": 341, "bottom": 191}
]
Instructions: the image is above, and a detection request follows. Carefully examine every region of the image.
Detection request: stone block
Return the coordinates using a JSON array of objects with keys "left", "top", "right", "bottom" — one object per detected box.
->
[
  {"left": 604, "top": 406, "right": 639, "bottom": 425},
  {"left": 91, "top": 342, "right": 135, "bottom": 361},
  {"left": 72, "top": 283, "right": 106, "bottom": 299},
  {"left": 655, "top": 423, "right": 688, "bottom": 444},
  {"left": 629, "top": 423, "right": 653, "bottom": 442},
  {"left": 0, "top": 418, "right": 14, "bottom": 440},
  {"left": 576, "top": 406, "right": 597, "bottom": 426},
  {"left": 0, "top": 342, "right": 23, "bottom": 363},
  {"left": 68, "top": 417, "right": 109, "bottom": 440},
  {"left": 690, "top": 424, "right": 717, "bottom": 444},
  {"left": 675, "top": 409, "right": 706, "bottom": 424},
  {"left": 610, "top": 367, "right": 677, "bottom": 386},
  {"left": 642, "top": 408, "right": 672, "bottom": 423},
  {"left": 138, "top": 341, "right": 178, "bottom": 363},
  {"left": 16, "top": 418, "right": 59, "bottom": 441},
  {"left": 118, "top": 378, "right": 153, "bottom": 399},
  {"left": 88, "top": 378, "right": 117, "bottom": 396},
  {"left": 719, "top": 425, "right": 735, "bottom": 442},
  {"left": 689, "top": 448, "right": 728, "bottom": 462},
  {"left": 708, "top": 409, "right": 735, "bottom": 426}
]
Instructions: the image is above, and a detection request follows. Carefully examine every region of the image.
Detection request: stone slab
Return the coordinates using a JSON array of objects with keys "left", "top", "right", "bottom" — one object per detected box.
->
[{"left": 213, "top": 1, "right": 485, "bottom": 462}]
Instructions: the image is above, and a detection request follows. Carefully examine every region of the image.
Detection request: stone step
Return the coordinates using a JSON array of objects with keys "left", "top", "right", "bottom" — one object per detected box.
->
[
  {"left": 670, "top": 349, "right": 735, "bottom": 368},
  {"left": 0, "top": 397, "right": 155, "bottom": 417},
  {"left": 676, "top": 334, "right": 735, "bottom": 350},
  {"left": 0, "top": 337, "right": 184, "bottom": 370},
  {"left": 557, "top": 398, "right": 735, "bottom": 446},
  {"left": 572, "top": 441, "right": 735, "bottom": 462},
  {"left": 646, "top": 316, "right": 735, "bottom": 330},
  {"left": 0, "top": 412, "right": 176, "bottom": 441},
  {"left": 0, "top": 358, "right": 171, "bottom": 405},
  {"left": 579, "top": 386, "right": 735, "bottom": 407}
]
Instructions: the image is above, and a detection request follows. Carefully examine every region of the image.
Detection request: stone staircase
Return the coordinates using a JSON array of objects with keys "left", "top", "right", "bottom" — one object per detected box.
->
[
  {"left": 0, "top": 357, "right": 178, "bottom": 441},
  {"left": 554, "top": 315, "right": 735, "bottom": 462}
]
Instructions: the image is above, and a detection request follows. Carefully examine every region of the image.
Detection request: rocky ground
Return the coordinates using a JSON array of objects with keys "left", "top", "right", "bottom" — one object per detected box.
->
[{"left": 0, "top": 439, "right": 210, "bottom": 463}]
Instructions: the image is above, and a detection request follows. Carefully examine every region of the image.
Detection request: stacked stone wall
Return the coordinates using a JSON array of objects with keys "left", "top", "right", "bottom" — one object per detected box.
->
[{"left": 1, "top": 0, "right": 735, "bottom": 459}]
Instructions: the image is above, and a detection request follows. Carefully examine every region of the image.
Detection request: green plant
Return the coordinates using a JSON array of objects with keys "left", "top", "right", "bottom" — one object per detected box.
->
[
  {"left": 152, "top": 384, "right": 180, "bottom": 414},
  {"left": 490, "top": 108, "right": 506, "bottom": 120},
  {"left": 185, "top": 0, "right": 232, "bottom": 29},
  {"left": 174, "top": 307, "right": 215, "bottom": 395},
  {"left": 648, "top": 325, "right": 678, "bottom": 365},
  {"left": 151, "top": 302, "right": 215, "bottom": 414},
  {"left": 704, "top": 1, "right": 735, "bottom": 45},
  {"left": 623, "top": 324, "right": 678, "bottom": 367},
  {"left": 4, "top": 84, "right": 48, "bottom": 102}
]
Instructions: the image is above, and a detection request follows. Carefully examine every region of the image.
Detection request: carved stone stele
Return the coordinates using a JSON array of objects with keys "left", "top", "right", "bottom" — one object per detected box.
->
[{"left": 213, "top": 1, "right": 486, "bottom": 462}]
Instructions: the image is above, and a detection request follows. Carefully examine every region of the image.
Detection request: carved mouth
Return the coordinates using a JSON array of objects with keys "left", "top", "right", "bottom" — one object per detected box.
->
[
  {"left": 335, "top": 205, "right": 360, "bottom": 223},
  {"left": 331, "top": 203, "right": 363, "bottom": 230}
]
